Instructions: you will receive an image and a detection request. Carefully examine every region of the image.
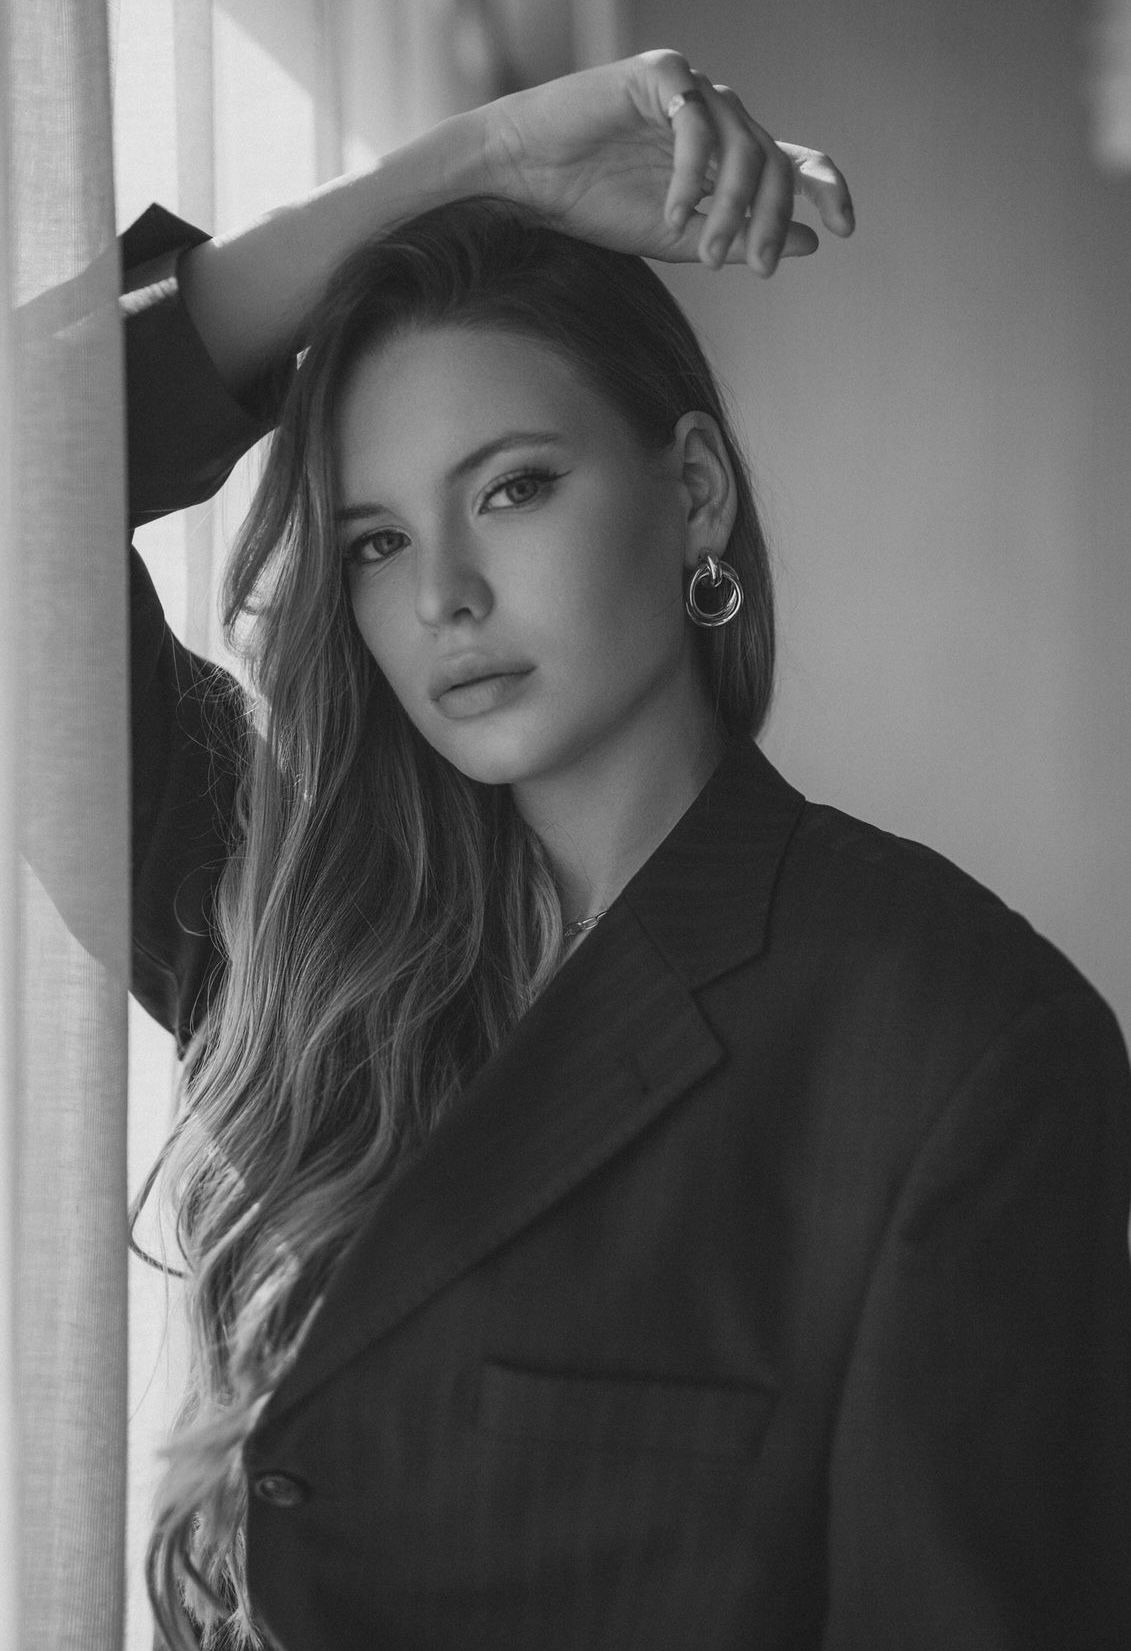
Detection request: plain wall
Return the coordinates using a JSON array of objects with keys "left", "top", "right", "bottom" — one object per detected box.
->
[{"left": 632, "top": 0, "right": 1131, "bottom": 1033}]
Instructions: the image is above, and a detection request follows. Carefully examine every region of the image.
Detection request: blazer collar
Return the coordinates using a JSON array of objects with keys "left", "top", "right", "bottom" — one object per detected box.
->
[
  {"left": 249, "top": 736, "right": 806, "bottom": 1438},
  {"left": 621, "top": 731, "right": 806, "bottom": 988}
]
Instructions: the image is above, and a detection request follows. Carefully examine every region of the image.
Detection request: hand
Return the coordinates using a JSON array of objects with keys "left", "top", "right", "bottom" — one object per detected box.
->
[{"left": 479, "top": 48, "right": 854, "bottom": 277}]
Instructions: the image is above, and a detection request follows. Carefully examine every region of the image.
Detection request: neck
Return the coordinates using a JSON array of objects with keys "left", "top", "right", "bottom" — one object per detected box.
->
[{"left": 510, "top": 697, "right": 727, "bottom": 930}]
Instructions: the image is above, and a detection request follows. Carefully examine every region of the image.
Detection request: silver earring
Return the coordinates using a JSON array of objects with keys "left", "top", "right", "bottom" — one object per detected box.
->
[{"left": 685, "top": 552, "right": 743, "bottom": 628}]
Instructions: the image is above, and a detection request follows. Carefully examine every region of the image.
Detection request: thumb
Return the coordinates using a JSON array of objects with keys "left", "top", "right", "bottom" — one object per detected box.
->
[{"left": 669, "top": 216, "right": 818, "bottom": 267}]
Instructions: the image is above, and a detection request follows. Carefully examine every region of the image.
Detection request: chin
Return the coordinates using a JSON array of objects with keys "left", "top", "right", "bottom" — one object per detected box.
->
[{"left": 422, "top": 722, "right": 546, "bottom": 790}]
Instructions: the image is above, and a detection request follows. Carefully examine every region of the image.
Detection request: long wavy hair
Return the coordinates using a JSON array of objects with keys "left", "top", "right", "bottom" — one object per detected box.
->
[{"left": 137, "top": 194, "right": 776, "bottom": 1649}]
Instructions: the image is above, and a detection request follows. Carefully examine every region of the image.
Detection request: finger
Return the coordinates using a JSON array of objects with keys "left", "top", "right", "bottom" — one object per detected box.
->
[
  {"left": 692, "top": 88, "right": 776, "bottom": 271},
  {"left": 686, "top": 84, "right": 797, "bottom": 277},
  {"left": 778, "top": 221, "right": 819, "bottom": 259},
  {"left": 738, "top": 121, "right": 796, "bottom": 276},
  {"left": 662, "top": 80, "right": 723, "bottom": 234},
  {"left": 668, "top": 212, "right": 818, "bottom": 267},
  {"left": 778, "top": 142, "right": 855, "bottom": 235},
  {"left": 719, "top": 218, "right": 818, "bottom": 266}
]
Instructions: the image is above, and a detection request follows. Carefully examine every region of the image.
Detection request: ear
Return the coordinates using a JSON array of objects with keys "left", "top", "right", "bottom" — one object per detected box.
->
[{"left": 668, "top": 411, "right": 738, "bottom": 572}]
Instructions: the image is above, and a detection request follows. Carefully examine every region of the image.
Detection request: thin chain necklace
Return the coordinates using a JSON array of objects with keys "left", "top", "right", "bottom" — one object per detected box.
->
[{"left": 562, "top": 907, "right": 610, "bottom": 943}]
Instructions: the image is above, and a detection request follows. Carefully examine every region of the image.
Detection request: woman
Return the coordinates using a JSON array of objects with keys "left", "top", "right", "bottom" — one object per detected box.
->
[{"left": 122, "top": 49, "right": 1131, "bottom": 1651}]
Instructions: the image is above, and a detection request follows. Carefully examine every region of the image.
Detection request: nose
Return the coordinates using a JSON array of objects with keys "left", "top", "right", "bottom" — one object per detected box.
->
[{"left": 413, "top": 531, "right": 493, "bottom": 629}]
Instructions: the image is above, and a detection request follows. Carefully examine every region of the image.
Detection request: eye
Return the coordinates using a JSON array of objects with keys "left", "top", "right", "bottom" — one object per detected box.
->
[
  {"left": 480, "top": 467, "right": 563, "bottom": 511},
  {"left": 343, "top": 526, "right": 410, "bottom": 568}
]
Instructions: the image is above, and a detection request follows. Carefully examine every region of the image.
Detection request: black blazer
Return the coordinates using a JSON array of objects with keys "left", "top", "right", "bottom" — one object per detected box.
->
[{"left": 123, "top": 209, "right": 1131, "bottom": 1650}]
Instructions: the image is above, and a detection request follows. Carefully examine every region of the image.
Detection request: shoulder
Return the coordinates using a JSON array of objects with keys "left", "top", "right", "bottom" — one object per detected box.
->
[
  {"left": 731, "top": 795, "right": 1131, "bottom": 1211},
  {"left": 768, "top": 794, "right": 1116, "bottom": 1062}
]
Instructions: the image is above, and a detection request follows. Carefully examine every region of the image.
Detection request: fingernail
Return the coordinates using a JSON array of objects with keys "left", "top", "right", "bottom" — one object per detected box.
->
[
  {"left": 668, "top": 202, "right": 689, "bottom": 231},
  {"left": 704, "top": 235, "right": 725, "bottom": 266},
  {"left": 758, "top": 243, "right": 779, "bottom": 276}
]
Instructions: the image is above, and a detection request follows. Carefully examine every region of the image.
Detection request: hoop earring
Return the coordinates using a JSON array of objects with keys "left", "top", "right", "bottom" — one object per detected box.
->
[{"left": 685, "top": 552, "right": 744, "bottom": 628}]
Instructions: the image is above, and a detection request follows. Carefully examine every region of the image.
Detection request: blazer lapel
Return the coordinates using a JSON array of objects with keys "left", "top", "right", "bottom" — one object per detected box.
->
[{"left": 257, "top": 736, "right": 806, "bottom": 1427}]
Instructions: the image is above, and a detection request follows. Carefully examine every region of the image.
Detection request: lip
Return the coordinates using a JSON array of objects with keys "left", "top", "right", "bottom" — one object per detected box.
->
[
  {"left": 428, "top": 653, "right": 535, "bottom": 702},
  {"left": 433, "top": 670, "right": 535, "bottom": 722}
]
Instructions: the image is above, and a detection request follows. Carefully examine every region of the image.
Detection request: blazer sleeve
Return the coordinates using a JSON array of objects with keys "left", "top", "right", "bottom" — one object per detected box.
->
[
  {"left": 821, "top": 986, "right": 1131, "bottom": 1650},
  {"left": 128, "top": 549, "right": 245, "bottom": 1056},
  {"left": 122, "top": 203, "right": 290, "bottom": 1053},
  {"left": 121, "top": 200, "right": 292, "bottom": 530}
]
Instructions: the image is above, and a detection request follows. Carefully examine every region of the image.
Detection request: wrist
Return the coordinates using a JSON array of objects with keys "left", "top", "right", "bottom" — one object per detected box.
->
[{"left": 320, "top": 103, "right": 494, "bottom": 240}]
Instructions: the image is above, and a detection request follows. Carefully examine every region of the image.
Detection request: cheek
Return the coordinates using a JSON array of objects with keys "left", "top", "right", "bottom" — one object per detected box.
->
[
  {"left": 557, "top": 486, "right": 681, "bottom": 614},
  {"left": 544, "top": 556, "right": 685, "bottom": 704},
  {"left": 586, "top": 514, "right": 685, "bottom": 641},
  {"left": 349, "top": 582, "right": 410, "bottom": 683}
]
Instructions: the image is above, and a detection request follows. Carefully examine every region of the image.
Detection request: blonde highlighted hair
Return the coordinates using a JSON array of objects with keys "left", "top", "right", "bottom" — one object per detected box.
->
[{"left": 135, "top": 196, "right": 775, "bottom": 1648}]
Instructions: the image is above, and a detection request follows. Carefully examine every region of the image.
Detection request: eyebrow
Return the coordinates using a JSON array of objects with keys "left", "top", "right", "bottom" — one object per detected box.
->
[{"left": 335, "top": 430, "right": 565, "bottom": 524}]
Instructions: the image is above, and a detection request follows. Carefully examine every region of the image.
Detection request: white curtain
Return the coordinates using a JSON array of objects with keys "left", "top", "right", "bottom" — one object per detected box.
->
[{"left": 1, "top": 1, "right": 129, "bottom": 1647}]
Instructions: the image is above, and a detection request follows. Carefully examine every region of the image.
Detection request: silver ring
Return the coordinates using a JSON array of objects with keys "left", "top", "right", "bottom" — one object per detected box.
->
[{"left": 665, "top": 87, "right": 708, "bottom": 124}]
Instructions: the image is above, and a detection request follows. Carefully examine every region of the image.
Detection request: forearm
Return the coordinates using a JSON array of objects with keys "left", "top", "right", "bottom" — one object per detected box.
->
[{"left": 177, "top": 105, "right": 491, "bottom": 401}]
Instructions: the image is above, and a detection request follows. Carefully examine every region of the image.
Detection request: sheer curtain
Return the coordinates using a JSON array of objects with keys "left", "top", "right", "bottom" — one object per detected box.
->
[{"left": 1, "top": 0, "right": 129, "bottom": 1646}]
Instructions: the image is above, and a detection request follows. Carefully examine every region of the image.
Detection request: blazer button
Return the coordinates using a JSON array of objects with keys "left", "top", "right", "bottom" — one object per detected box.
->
[{"left": 251, "top": 1471, "right": 309, "bottom": 1508}]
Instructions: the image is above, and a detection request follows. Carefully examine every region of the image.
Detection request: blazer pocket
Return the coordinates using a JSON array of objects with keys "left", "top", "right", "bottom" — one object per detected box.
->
[{"left": 476, "top": 1362, "right": 777, "bottom": 1463}]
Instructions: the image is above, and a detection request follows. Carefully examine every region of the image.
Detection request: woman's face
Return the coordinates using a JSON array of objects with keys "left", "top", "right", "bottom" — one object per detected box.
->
[{"left": 334, "top": 323, "right": 725, "bottom": 788}]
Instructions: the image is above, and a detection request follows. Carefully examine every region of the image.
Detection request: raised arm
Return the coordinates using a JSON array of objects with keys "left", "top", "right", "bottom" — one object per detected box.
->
[{"left": 176, "top": 49, "right": 854, "bottom": 402}]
